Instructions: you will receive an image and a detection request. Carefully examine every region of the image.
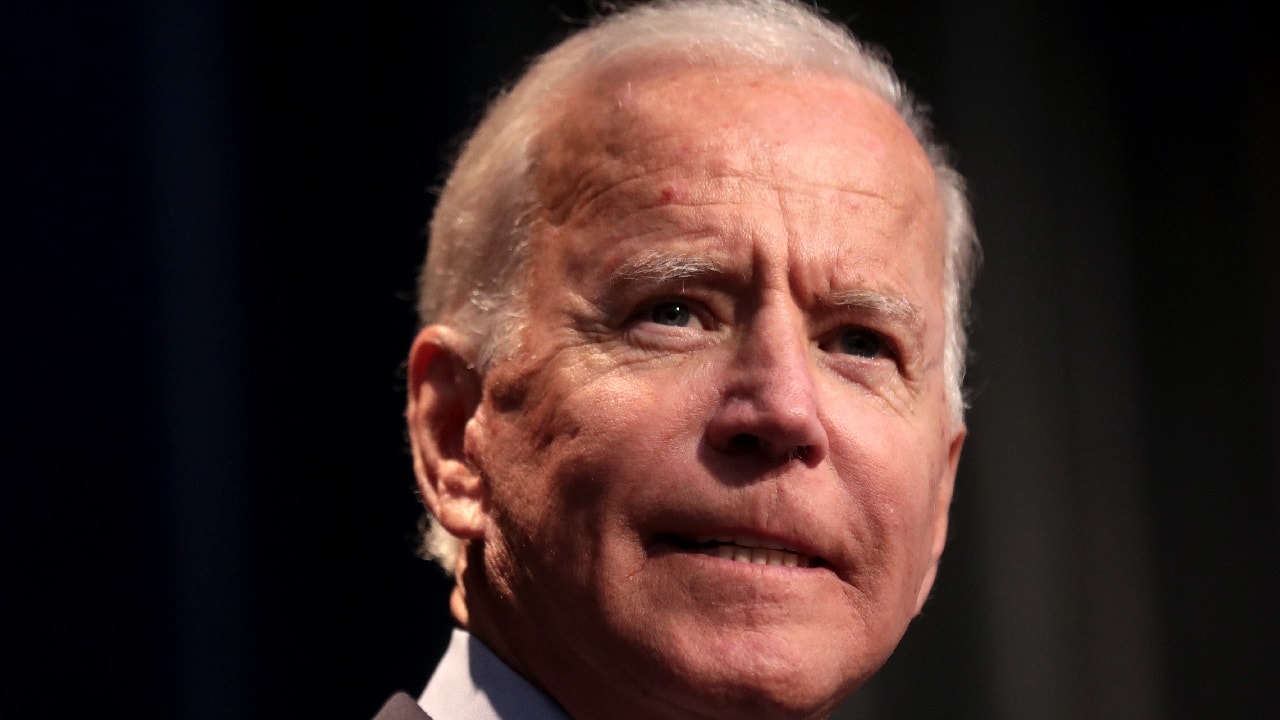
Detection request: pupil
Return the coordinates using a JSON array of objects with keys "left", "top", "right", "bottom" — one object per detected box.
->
[
  {"left": 841, "top": 330, "right": 881, "bottom": 358},
  {"left": 652, "top": 302, "right": 690, "bottom": 326}
]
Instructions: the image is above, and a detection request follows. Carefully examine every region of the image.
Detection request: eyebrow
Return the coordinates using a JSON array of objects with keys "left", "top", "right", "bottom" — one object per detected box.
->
[
  {"left": 610, "top": 252, "right": 927, "bottom": 349},
  {"left": 829, "top": 288, "right": 927, "bottom": 351},
  {"left": 610, "top": 251, "right": 727, "bottom": 284}
]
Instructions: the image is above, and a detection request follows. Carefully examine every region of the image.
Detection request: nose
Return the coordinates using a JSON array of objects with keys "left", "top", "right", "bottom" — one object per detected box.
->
[{"left": 704, "top": 302, "right": 828, "bottom": 466}]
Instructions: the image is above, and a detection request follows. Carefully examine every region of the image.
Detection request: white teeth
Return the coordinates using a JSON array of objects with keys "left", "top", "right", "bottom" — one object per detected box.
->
[{"left": 696, "top": 540, "right": 810, "bottom": 568}]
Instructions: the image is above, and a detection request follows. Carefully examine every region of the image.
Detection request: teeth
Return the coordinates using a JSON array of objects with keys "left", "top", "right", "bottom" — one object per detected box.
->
[{"left": 699, "top": 539, "right": 810, "bottom": 568}]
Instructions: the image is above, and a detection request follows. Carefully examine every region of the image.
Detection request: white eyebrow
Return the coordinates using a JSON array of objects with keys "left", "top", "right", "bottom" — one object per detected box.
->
[
  {"left": 609, "top": 255, "right": 926, "bottom": 346},
  {"left": 829, "top": 288, "right": 926, "bottom": 347},
  {"left": 611, "top": 251, "right": 726, "bottom": 284},
  {"left": 830, "top": 289, "right": 922, "bottom": 321}
]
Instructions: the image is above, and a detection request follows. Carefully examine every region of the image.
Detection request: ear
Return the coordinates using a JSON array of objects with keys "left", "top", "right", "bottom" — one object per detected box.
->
[
  {"left": 406, "top": 325, "right": 487, "bottom": 541},
  {"left": 914, "top": 424, "right": 965, "bottom": 615}
]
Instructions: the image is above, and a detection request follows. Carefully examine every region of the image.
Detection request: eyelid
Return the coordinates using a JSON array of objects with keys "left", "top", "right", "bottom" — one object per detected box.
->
[
  {"left": 633, "top": 296, "right": 715, "bottom": 329},
  {"left": 819, "top": 324, "right": 902, "bottom": 364},
  {"left": 825, "top": 291, "right": 924, "bottom": 359},
  {"left": 619, "top": 296, "right": 725, "bottom": 354}
]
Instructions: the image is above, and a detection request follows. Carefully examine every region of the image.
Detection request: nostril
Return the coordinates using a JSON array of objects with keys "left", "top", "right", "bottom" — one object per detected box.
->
[
  {"left": 727, "top": 433, "right": 761, "bottom": 454},
  {"left": 723, "top": 434, "right": 815, "bottom": 462}
]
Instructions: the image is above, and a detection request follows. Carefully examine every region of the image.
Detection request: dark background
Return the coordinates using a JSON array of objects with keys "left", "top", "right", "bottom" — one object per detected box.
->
[{"left": 8, "top": 1, "right": 1276, "bottom": 718}]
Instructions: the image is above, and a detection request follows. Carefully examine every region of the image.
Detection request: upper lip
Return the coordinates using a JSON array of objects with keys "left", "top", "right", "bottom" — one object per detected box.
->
[
  {"left": 639, "top": 481, "right": 847, "bottom": 572},
  {"left": 691, "top": 533, "right": 803, "bottom": 553}
]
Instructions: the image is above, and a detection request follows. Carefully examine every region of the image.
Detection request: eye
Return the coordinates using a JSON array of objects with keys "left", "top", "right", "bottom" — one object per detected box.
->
[
  {"left": 626, "top": 298, "right": 716, "bottom": 349},
  {"left": 828, "top": 327, "right": 890, "bottom": 359},
  {"left": 648, "top": 301, "right": 695, "bottom": 327}
]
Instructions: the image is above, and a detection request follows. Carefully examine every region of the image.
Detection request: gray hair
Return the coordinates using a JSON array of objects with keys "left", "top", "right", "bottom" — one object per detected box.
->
[{"left": 416, "top": 0, "right": 980, "bottom": 572}]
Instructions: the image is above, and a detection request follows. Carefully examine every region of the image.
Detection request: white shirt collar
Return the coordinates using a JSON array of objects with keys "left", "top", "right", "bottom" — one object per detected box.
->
[{"left": 419, "top": 628, "right": 571, "bottom": 720}]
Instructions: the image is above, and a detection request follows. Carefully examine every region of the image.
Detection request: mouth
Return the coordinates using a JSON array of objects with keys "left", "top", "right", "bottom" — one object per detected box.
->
[{"left": 660, "top": 533, "right": 824, "bottom": 569}]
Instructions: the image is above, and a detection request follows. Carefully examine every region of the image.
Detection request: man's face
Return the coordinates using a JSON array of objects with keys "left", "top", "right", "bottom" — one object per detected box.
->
[{"left": 460, "top": 68, "right": 963, "bottom": 720}]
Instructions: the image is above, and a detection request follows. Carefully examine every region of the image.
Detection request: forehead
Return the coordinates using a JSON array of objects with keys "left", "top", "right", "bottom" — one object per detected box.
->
[
  {"left": 519, "top": 66, "right": 950, "bottom": 335},
  {"left": 532, "top": 65, "right": 938, "bottom": 226}
]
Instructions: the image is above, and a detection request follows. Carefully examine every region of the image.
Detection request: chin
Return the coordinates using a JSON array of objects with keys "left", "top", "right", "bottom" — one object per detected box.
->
[{"left": 638, "top": 620, "right": 876, "bottom": 720}]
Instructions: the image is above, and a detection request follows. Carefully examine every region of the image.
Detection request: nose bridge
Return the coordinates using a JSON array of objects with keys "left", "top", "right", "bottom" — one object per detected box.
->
[
  {"left": 739, "top": 299, "right": 816, "bottom": 409},
  {"left": 711, "top": 295, "right": 828, "bottom": 462}
]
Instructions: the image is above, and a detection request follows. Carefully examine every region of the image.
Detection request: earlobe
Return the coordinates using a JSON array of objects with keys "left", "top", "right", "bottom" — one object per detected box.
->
[{"left": 406, "top": 325, "right": 487, "bottom": 540}]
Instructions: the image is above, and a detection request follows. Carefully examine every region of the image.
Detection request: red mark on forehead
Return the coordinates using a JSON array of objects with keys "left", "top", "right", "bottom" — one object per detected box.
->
[{"left": 658, "top": 186, "right": 677, "bottom": 204}]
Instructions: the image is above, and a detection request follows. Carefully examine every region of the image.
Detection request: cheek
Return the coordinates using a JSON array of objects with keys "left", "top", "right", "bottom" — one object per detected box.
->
[
  {"left": 474, "top": 367, "right": 698, "bottom": 615},
  {"left": 471, "top": 395, "right": 606, "bottom": 607},
  {"left": 472, "top": 360, "right": 654, "bottom": 534},
  {"left": 825, "top": 403, "right": 945, "bottom": 567},
  {"left": 586, "top": 368, "right": 708, "bottom": 444}
]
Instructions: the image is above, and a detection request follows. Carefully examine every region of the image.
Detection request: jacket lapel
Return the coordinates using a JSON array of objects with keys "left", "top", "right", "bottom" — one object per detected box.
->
[{"left": 372, "top": 692, "right": 432, "bottom": 720}]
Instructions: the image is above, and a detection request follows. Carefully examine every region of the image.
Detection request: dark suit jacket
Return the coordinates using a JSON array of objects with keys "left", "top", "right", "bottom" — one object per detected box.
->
[{"left": 372, "top": 692, "right": 432, "bottom": 720}]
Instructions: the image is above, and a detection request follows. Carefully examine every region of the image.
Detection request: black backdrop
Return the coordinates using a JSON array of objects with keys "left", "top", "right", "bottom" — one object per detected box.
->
[{"left": 8, "top": 1, "right": 1277, "bottom": 718}]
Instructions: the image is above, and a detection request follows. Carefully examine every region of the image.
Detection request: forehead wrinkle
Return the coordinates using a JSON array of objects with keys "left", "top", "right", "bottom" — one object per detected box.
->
[
  {"left": 539, "top": 162, "right": 658, "bottom": 228},
  {"left": 561, "top": 169, "right": 905, "bottom": 242},
  {"left": 542, "top": 110, "right": 911, "bottom": 233}
]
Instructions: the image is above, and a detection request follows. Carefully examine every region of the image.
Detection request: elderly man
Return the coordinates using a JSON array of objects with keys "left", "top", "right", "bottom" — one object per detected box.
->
[{"left": 381, "top": 1, "right": 978, "bottom": 718}]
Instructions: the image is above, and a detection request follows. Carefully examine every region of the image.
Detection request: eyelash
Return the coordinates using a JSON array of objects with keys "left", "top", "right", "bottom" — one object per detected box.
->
[
  {"left": 819, "top": 326, "right": 898, "bottom": 363},
  {"left": 629, "top": 296, "right": 715, "bottom": 330}
]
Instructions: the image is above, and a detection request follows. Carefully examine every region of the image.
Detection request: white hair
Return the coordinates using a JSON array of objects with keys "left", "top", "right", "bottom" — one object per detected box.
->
[{"left": 416, "top": 0, "right": 980, "bottom": 572}]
